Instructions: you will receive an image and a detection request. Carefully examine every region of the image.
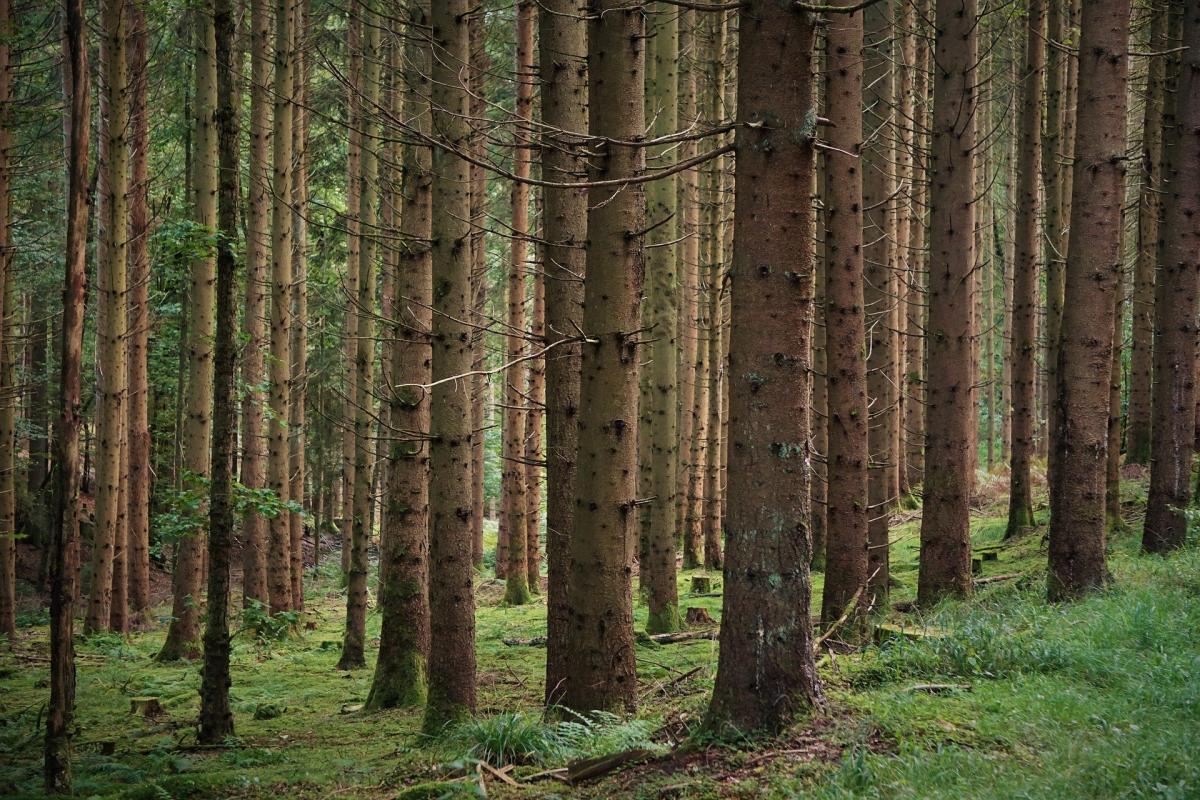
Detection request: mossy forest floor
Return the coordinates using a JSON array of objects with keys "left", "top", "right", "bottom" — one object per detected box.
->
[{"left": 4, "top": 468, "right": 1200, "bottom": 798}]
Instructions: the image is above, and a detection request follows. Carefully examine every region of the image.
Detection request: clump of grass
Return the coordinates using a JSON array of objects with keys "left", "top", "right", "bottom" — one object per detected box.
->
[{"left": 442, "top": 710, "right": 660, "bottom": 768}]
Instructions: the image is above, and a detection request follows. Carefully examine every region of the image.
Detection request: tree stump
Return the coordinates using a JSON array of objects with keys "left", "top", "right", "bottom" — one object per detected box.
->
[
  {"left": 690, "top": 575, "right": 712, "bottom": 594},
  {"left": 685, "top": 607, "right": 714, "bottom": 626},
  {"left": 129, "top": 697, "right": 164, "bottom": 718}
]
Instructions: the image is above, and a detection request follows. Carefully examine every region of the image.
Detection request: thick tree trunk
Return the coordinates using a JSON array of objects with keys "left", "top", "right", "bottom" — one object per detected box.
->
[
  {"left": 502, "top": 0, "right": 534, "bottom": 607},
  {"left": 46, "top": 0, "right": 89, "bottom": 787},
  {"left": 641, "top": 8, "right": 681, "bottom": 634},
  {"left": 199, "top": 0, "right": 240, "bottom": 743},
  {"left": 1006, "top": 0, "right": 1045, "bottom": 539},
  {"left": 86, "top": 0, "right": 128, "bottom": 635},
  {"left": 1048, "top": 0, "right": 1130, "bottom": 600},
  {"left": 1126, "top": 4, "right": 1169, "bottom": 464},
  {"left": 561, "top": 0, "right": 644, "bottom": 714},
  {"left": 424, "top": 0, "right": 477, "bottom": 730},
  {"left": 239, "top": 0, "right": 270, "bottom": 608},
  {"left": 160, "top": 0, "right": 217, "bottom": 659},
  {"left": 540, "top": 0, "right": 587, "bottom": 706},
  {"left": 125, "top": 0, "right": 152, "bottom": 619},
  {"left": 820, "top": 2, "right": 870, "bottom": 629},
  {"left": 1144, "top": 3, "right": 1200, "bottom": 554},
  {"left": 917, "top": 0, "right": 978, "bottom": 607},
  {"left": 266, "top": 0, "right": 294, "bottom": 616},
  {"left": 368, "top": 0, "right": 432, "bottom": 708},
  {"left": 708, "top": 0, "right": 822, "bottom": 733},
  {"left": 340, "top": 3, "right": 379, "bottom": 669}
]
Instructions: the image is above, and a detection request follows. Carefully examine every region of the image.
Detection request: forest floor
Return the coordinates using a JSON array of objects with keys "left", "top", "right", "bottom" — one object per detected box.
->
[{"left": 3, "top": 467, "right": 1200, "bottom": 799}]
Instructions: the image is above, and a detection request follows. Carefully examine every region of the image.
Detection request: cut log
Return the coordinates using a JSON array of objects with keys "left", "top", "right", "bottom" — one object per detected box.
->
[
  {"left": 974, "top": 572, "right": 1020, "bottom": 585},
  {"left": 684, "top": 607, "right": 714, "bottom": 625}
]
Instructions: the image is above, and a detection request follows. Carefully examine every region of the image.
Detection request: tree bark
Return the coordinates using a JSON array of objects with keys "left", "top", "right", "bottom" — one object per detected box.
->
[
  {"left": 917, "top": 0, "right": 978, "bottom": 607},
  {"left": 540, "top": 0, "right": 587, "bottom": 706},
  {"left": 1144, "top": 1, "right": 1200, "bottom": 554},
  {"left": 1006, "top": 0, "right": 1045, "bottom": 539},
  {"left": 0, "top": 0, "right": 11, "bottom": 641},
  {"left": 1048, "top": 0, "right": 1130, "bottom": 600},
  {"left": 199, "top": 0, "right": 241, "bottom": 743},
  {"left": 561, "top": 0, "right": 644, "bottom": 715},
  {"left": 708, "top": 0, "right": 822, "bottom": 734},
  {"left": 340, "top": 10, "right": 362, "bottom": 579},
  {"left": 820, "top": 2, "right": 870, "bottom": 629},
  {"left": 424, "top": 0, "right": 477, "bottom": 730}
]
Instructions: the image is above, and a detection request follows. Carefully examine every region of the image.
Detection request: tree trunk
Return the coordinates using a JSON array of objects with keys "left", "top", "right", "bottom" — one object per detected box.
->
[
  {"left": 708, "top": 0, "right": 822, "bottom": 733},
  {"left": 1106, "top": 256, "right": 1125, "bottom": 530},
  {"left": 1006, "top": 0, "right": 1045, "bottom": 539},
  {"left": 0, "top": 0, "right": 11, "bottom": 640},
  {"left": 561, "top": 0, "right": 644, "bottom": 714},
  {"left": 1040, "top": 0, "right": 1068, "bottom": 461},
  {"left": 502, "top": 0, "right": 534, "bottom": 607},
  {"left": 87, "top": 0, "right": 129, "bottom": 635},
  {"left": 525, "top": 236, "right": 545, "bottom": 592},
  {"left": 540, "top": 0, "right": 587, "bottom": 706},
  {"left": 424, "top": 0, "right": 477, "bottom": 730},
  {"left": 266, "top": 0, "right": 294, "bottom": 616},
  {"left": 863, "top": 0, "right": 894, "bottom": 610},
  {"left": 340, "top": 2, "right": 379, "bottom": 669},
  {"left": 46, "top": 0, "right": 89, "bottom": 786},
  {"left": 917, "top": 0, "right": 978, "bottom": 607},
  {"left": 199, "top": 0, "right": 240, "bottom": 743},
  {"left": 240, "top": 0, "right": 270, "bottom": 608},
  {"left": 340, "top": 11, "right": 362, "bottom": 579},
  {"left": 1048, "top": 0, "right": 1130, "bottom": 600},
  {"left": 368, "top": 0, "right": 432, "bottom": 708},
  {"left": 1144, "top": 2, "right": 1200, "bottom": 553},
  {"left": 820, "top": 1, "right": 870, "bottom": 629},
  {"left": 125, "top": 0, "right": 152, "bottom": 619},
  {"left": 1126, "top": 3, "right": 1169, "bottom": 464},
  {"left": 160, "top": 0, "right": 217, "bottom": 659}
]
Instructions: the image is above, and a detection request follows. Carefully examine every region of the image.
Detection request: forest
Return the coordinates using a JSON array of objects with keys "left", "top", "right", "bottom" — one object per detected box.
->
[{"left": 2, "top": 0, "right": 1200, "bottom": 796}]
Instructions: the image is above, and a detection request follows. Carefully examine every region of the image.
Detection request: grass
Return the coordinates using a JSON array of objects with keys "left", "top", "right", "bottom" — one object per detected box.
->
[{"left": 2, "top": 475, "right": 1198, "bottom": 798}]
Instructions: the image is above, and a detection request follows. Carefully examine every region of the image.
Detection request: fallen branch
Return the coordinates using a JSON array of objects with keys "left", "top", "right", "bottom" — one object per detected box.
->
[
  {"left": 907, "top": 683, "right": 972, "bottom": 694},
  {"left": 567, "top": 748, "right": 654, "bottom": 784},
  {"left": 814, "top": 586, "right": 863, "bottom": 652},
  {"left": 974, "top": 573, "right": 1020, "bottom": 585}
]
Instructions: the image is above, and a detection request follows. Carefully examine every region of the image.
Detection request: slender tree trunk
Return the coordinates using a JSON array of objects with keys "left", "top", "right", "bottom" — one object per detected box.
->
[
  {"left": 288, "top": 0, "right": 309, "bottom": 612},
  {"left": 424, "top": 0, "right": 477, "bottom": 730},
  {"left": 502, "top": 0, "right": 534, "bottom": 606},
  {"left": 368, "top": 0, "right": 432, "bottom": 708},
  {"left": 240, "top": 0, "right": 270, "bottom": 608},
  {"left": 1106, "top": 254, "right": 1125, "bottom": 530},
  {"left": 468, "top": 11, "right": 488, "bottom": 570},
  {"left": 199, "top": 0, "right": 240, "bottom": 743},
  {"left": 340, "top": 10, "right": 362, "bottom": 578},
  {"left": 917, "top": 0, "right": 978, "bottom": 607},
  {"left": 540, "top": 0, "right": 587, "bottom": 706},
  {"left": 561, "top": 0, "right": 644, "bottom": 714},
  {"left": 125, "top": 0, "right": 152, "bottom": 620},
  {"left": 340, "top": 2, "right": 379, "bottom": 669},
  {"left": 905, "top": 3, "right": 931, "bottom": 491},
  {"left": 820, "top": 2, "right": 870, "bottom": 629},
  {"left": 708, "top": 0, "right": 822, "bottom": 733},
  {"left": 45, "top": 0, "right": 89, "bottom": 786},
  {"left": 160, "top": 0, "right": 217, "bottom": 659},
  {"left": 1048, "top": 0, "right": 1130, "bottom": 600},
  {"left": 0, "top": 0, "right": 11, "bottom": 641},
  {"left": 863, "top": 0, "right": 894, "bottom": 609},
  {"left": 1144, "top": 3, "right": 1200, "bottom": 553},
  {"left": 266, "top": 0, "right": 294, "bottom": 615},
  {"left": 1040, "top": 0, "right": 1067, "bottom": 461},
  {"left": 1006, "top": 0, "right": 1045, "bottom": 539},
  {"left": 525, "top": 238, "right": 545, "bottom": 592},
  {"left": 87, "top": 0, "right": 129, "bottom": 635}
]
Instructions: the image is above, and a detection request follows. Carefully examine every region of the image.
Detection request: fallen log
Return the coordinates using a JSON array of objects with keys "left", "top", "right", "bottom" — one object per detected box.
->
[{"left": 567, "top": 748, "right": 653, "bottom": 784}]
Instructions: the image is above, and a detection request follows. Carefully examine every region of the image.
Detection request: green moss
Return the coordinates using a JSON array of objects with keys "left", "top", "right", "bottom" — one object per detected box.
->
[
  {"left": 645, "top": 602, "right": 682, "bottom": 634},
  {"left": 365, "top": 651, "right": 427, "bottom": 710}
]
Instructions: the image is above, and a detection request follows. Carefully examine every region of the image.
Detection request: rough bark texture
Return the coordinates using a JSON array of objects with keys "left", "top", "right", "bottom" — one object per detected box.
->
[
  {"left": 540, "top": 0, "right": 587, "bottom": 706},
  {"left": 708, "top": 0, "right": 823, "bottom": 734},
  {"left": 46, "top": 0, "right": 88, "bottom": 787},
  {"left": 0, "top": 0, "right": 11, "bottom": 641},
  {"left": 862, "top": 0, "right": 894, "bottom": 610},
  {"left": 340, "top": 4, "right": 379, "bottom": 669},
  {"left": 340, "top": 13, "right": 362, "bottom": 578},
  {"left": 1144, "top": 2, "right": 1200, "bottom": 554},
  {"left": 502, "top": 0, "right": 535, "bottom": 607},
  {"left": 425, "top": 0, "right": 477, "bottom": 731},
  {"left": 160, "top": 0, "right": 217, "bottom": 660},
  {"left": 1048, "top": 0, "right": 1130, "bottom": 600},
  {"left": 239, "top": 0, "right": 270, "bottom": 609},
  {"left": 266, "top": 0, "right": 294, "bottom": 615},
  {"left": 1126, "top": 3, "right": 1169, "bottom": 464},
  {"left": 561, "top": 0, "right": 644, "bottom": 714},
  {"left": 1006, "top": 0, "right": 1045, "bottom": 539},
  {"left": 368, "top": 0, "right": 432, "bottom": 709},
  {"left": 1040, "top": 0, "right": 1067, "bottom": 459},
  {"left": 199, "top": 0, "right": 240, "bottom": 742},
  {"left": 917, "top": 0, "right": 978, "bottom": 607},
  {"left": 641, "top": 8, "right": 681, "bottom": 634},
  {"left": 125, "top": 0, "right": 152, "bottom": 619},
  {"left": 820, "top": 3, "right": 870, "bottom": 629},
  {"left": 288, "top": 0, "right": 309, "bottom": 612}
]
